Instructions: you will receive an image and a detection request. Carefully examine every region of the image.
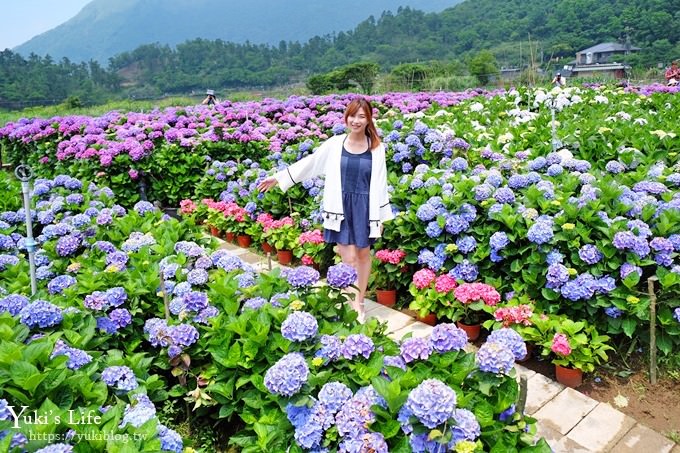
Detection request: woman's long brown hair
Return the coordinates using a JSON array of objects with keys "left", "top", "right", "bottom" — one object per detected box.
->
[{"left": 343, "top": 97, "right": 381, "bottom": 150}]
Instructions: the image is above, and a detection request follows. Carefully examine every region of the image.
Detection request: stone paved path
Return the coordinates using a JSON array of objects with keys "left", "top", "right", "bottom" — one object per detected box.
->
[{"left": 219, "top": 241, "right": 679, "bottom": 453}]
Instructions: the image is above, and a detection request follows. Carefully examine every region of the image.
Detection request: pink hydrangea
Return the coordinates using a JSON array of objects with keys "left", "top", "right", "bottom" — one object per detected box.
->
[
  {"left": 434, "top": 274, "right": 457, "bottom": 294},
  {"left": 256, "top": 213, "right": 274, "bottom": 229},
  {"left": 298, "top": 229, "right": 324, "bottom": 245},
  {"left": 551, "top": 333, "right": 572, "bottom": 356},
  {"left": 454, "top": 282, "right": 501, "bottom": 306},
  {"left": 301, "top": 255, "right": 315, "bottom": 265},
  {"left": 375, "top": 249, "right": 407, "bottom": 265},
  {"left": 179, "top": 199, "right": 196, "bottom": 214},
  {"left": 494, "top": 305, "right": 534, "bottom": 327},
  {"left": 412, "top": 269, "right": 436, "bottom": 290}
]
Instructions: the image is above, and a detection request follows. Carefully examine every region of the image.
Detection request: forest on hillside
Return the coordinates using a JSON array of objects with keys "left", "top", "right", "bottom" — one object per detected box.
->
[{"left": 1, "top": 0, "right": 679, "bottom": 107}]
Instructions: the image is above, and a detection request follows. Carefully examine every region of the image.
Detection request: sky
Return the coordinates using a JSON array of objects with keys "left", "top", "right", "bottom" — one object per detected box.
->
[{"left": 0, "top": 0, "right": 91, "bottom": 50}]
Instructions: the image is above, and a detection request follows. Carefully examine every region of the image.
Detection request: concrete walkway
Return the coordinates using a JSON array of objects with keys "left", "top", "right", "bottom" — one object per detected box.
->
[{"left": 219, "top": 241, "right": 679, "bottom": 453}]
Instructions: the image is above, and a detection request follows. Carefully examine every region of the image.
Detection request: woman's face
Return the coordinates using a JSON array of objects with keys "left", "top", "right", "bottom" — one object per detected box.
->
[{"left": 346, "top": 107, "right": 369, "bottom": 134}]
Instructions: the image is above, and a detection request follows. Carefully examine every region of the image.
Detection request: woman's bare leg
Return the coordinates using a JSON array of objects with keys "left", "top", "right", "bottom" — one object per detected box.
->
[
  {"left": 336, "top": 244, "right": 360, "bottom": 313},
  {"left": 354, "top": 246, "right": 372, "bottom": 319}
]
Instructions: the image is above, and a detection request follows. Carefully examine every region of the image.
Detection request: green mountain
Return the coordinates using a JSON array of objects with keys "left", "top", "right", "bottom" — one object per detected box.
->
[{"left": 13, "top": 0, "right": 461, "bottom": 63}]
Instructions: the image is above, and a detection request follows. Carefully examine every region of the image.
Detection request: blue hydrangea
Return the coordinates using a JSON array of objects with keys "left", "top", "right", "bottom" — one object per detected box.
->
[
  {"left": 316, "top": 334, "right": 342, "bottom": 362},
  {"left": 430, "top": 323, "right": 469, "bottom": 353},
  {"left": 120, "top": 394, "right": 156, "bottom": 428},
  {"left": 50, "top": 339, "right": 92, "bottom": 370},
  {"left": 476, "top": 342, "right": 515, "bottom": 374},
  {"left": 606, "top": 161, "right": 625, "bottom": 174},
  {"left": 546, "top": 263, "right": 570, "bottom": 289},
  {"left": 0, "top": 254, "right": 19, "bottom": 271},
  {"left": 425, "top": 221, "right": 443, "bottom": 238},
  {"left": 489, "top": 231, "right": 509, "bottom": 250},
  {"left": 473, "top": 184, "right": 494, "bottom": 201},
  {"left": 264, "top": 352, "right": 309, "bottom": 396},
  {"left": 416, "top": 204, "right": 437, "bottom": 222},
  {"left": 34, "top": 444, "right": 73, "bottom": 453},
  {"left": 0, "top": 294, "right": 30, "bottom": 316},
  {"left": 19, "top": 300, "right": 63, "bottom": 328},
  {"left": 445, "top": 214, "right": 469, "bottom": 235},
  {"left": 101, "top": 366, "right": 138, "bottom": 391},
  {"left": 318, "top": 382, "right": 353, "bottom": 413},
  {"left": 494, "top": 187, "right": 516, "bottom": 204},
  {"left": 242, "top": 296, "right": 267, "bottom": 311},
  {"left": 287, "top": 266, "right": 320, "bottom": 288},
  {"left": 405, "top": 379, "right": 457, "bottom": 429},
  {"left": 400, "top": 337, "right": 433, "bottom": 363},
  {"left": 456, "top": 236, "right": 477, "bottom": 254},
  {"left": 418, "top": 249, "right": 445, "bottom": 271},
  {"left": 449, "top": 260, "right": 478, "bottom": 282},
  {"left": 487, "top": 328, "right": 527, "bottom": 360},
  {"left": 339, "top": 433, "right": 388, "bottom": 453},
  {"left": 561, "top": 273, "right": 597, "bottom": 301},
  {"left": 109, "top": 309, "right": 132, "bottom": 329},
  {"left": 326, "top": 263, "right": 357, "bottom": 289},
  {"left": 620, "top": 262, "right": 642, "bottom": 279},
  {"left": 281, "top": 311, "right": 318, "bottom": 342},
  {"left": 545, "top": 249, "right": 564, "bottom": 265},
  {"left": 55, "top": 234, "right": 81, "bottom": 257},
  {"left": 236, "top": 272, "right": 257, "bottom": 288},
  {"left": 673, "top": 307, "right": 680, "bottom": 323},
  {"left": 450, "top": 408, "right": 481, "bottom": 446},
  {"left": 158, "top": 424, "right": 183, "bottom": 452},
  {"left": 341, "top": 334, "right": 375, "bottom": 360},
  {"left": 451, "top": 157, "right": 468, "bottom": 171},
  {"left": 605, "top": 306, "right": 624, "bottom": 318},
  {"left": 650, "top": 237, "right": 674, "bottom": 254},
  {"left": 527, "top": 219, "right": 554, "bottom": 244},
  {"left": 133, "top": 201, "right": 156, "bottom": 215},
  {"left": 383, "top": 355, "right": 407, "bottom": 371}
]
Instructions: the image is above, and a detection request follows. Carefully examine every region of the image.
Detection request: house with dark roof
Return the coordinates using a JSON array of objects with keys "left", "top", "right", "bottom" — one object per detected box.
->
[{"left": 562, "top": 42, "right": 641, "bottom": 79}]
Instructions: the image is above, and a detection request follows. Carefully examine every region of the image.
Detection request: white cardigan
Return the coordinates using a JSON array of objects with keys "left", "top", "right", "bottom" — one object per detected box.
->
[{"left": 274, "top": 134, "right": 394, "bottom": 238}]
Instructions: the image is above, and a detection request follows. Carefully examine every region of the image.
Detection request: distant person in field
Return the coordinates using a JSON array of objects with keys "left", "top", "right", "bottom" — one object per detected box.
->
[
  {"left": 257, "top": 97, "right": 394, "bottom": 323},
  {"left": 202, "top": 90, "right": 217, "bottom": 105},
  {"left": 551, "top": 72, "right": 566, "bottom": 87},
  {"left": 665, "top": 61, "right": 679, "bottom": 86}
]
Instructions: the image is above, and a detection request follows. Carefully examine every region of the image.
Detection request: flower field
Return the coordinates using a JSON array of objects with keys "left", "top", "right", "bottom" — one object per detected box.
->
[{"left": 1, "top": 82, "right": 679, "bottom": 451}]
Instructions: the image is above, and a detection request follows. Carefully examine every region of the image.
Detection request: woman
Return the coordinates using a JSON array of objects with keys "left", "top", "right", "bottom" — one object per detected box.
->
[{"left": 258, "top": 97, "right": 394, "bottom": 322}]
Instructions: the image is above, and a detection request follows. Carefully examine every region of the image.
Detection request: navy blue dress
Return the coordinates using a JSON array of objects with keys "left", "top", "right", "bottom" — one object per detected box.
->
[{"left": 324, "top": 143, "right": 374, "bottom": 248}]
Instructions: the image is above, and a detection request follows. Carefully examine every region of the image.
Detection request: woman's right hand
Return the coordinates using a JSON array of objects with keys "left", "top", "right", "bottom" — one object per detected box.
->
[{"left": 257, "top": 177, "right": 278, "bottom": 192}]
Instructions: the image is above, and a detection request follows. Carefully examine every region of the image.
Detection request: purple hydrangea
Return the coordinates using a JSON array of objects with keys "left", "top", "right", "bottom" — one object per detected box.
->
[
  {"left": 281, "top": 311, "right": 319, "bottom": 342},
  {"left": 101, "top": 366, "right": 138, "bottom": 391},
  {"left": 561, "top": 273, "right": 597, "bottom": 301},
  {"left": 182, "top": 291, "right": 209, "bottom": 312},
  {"left": 186, "top": 268, "right": 209, "bottom": 285},
  {"left": 487, "top": 328, "right": 527, "bottom": 360},
  {"left": 383, "top": 355, "right": 407, "bottom": 370},
  {"left": 286, "top": 266, "right": 320, "bottom": 288},
  {"left": 133, "top": 201, "right": 156, "bottom": 215},
  {"left": 429, "top": 323, "right": 468, "bottom": 353},
  {"left": 456, "top": 236, "right": 477, "bottom": 254},
  {"left": 84, "top": 291, "right": 109, "bottom": 311},
  {"left": 445, "top": 214, "right": 470, "bottom": 235},
  {"left": 318, "top": 382, "right": 353, "bottom": 413},
  {"left": 494, "top": 187, "right": 516, "bottom": 204},
  {"left": 476, "top": 341, "right": 515, "bottom": 374},
  {"left": 109, "top": 309, "right": 132, "bottom": 329},
  {"left": 55, "top": 234, "right": 81, "bottom": 257},
  {"left": 97, "top": 317, "right": 119, "bottom": 334},
  {"left": 341, "top": 334, "right": 375, "bottom": 360},
  {"left": 673, "top": 307, "right": 680, "bottom": 323},
  {"left": 449, "top": 260, "right": 478, "bottom": 282},
  {"left": 264, "top": 352, "right": 309, "bottom": 397},
  {"left": 326, "top": 263, "right": 358, "bottom": 289},
  {"left": 0, "top": 294, "right": 30, "bottom": 316},
  {"left": 400, "top": 337, "right": 433, "bottom": 363},
  {"left": 490, "top": 231, "right": 509, "bottom": 250},
  {"left": 19, "top": 300, "right": 63, "bottom": 328},
  {"left": 34, "top": 444, "right": 73, "bottom": 453},
  {"left": 404, "top": 379, "right": 457, "bottom": 429},
  {"left": 339, "top": 433, "right": 388, "bottom": 453},
  {"left": 144, "top": 318, "right": 170, "bottom": 347},
  {"left": 578, "top": 244, "right": 603, "bottom": 265},
  {"left": 168, "top": 324, "right": 199, "bottom": 347},
  {"left": 620, "top": 262, "right": 642, "bottom": 279},
  {"left": 605, "top": 306, "right": 624, "bottom": 318}
]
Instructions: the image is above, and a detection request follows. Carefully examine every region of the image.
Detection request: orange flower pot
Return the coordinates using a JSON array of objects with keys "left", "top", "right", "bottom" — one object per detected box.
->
[
  {"left": 209, "top": 226, "right": 219, "bottom": 237},
  {"left": 417, "top": 313, "right": 437, "bottom": 326},
  {"left": 236, "top": 234, "right": 252, "bottom": 248},
  {"left": 555, "top": 365, "right": 583, "bottom": 388},
  {"left": 457, "top": 322, "right": 481, "bottom": 341},
  {"left": 375, "top": 289, "right": 397, "bottom": 307},
  {"left": 277, "top": 250, "right": 293, "bottom": 265},
  {"left": 225, "top": 232, "right": 235, "bottom": 243},
  {"left": 262, "top": 242, "right": 275, "bottom": 254}
]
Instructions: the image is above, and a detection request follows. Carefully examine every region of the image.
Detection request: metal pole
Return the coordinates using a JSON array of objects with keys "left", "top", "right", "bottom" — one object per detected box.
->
[
  {"left": 15, "top": 165, "right": 38, "bottom": 295},
  {"left": 551, "top": 104, "right": 558, "bottom": 152},
  {"left": 647, "top": 277, "right": 657, "bottom": 384}
]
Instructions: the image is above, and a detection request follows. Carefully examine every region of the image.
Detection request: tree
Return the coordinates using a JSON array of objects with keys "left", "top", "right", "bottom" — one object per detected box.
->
[
  {"left": 339, "top": 62, "right": 380, "bottom": 94},
  {"left": 468, "top": 50, "right": 499, "bottom": 86}
]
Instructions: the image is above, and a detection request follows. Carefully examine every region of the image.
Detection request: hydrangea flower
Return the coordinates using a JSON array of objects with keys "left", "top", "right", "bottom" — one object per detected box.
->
[
  {"left": 101, "top": 366, "right": 138, "bottom": 391},
  {"left": 487, "top": 328, "right": 527, "bottom": 360},
  {"left": 341, "top": 334, "right": 375, "bottom": 360},
  {"left": 404, "top": 379, "right": 457, "bottom": 428},
  {"left": 318, "top": 382, "right": 353, "bottom": 413},
  {"left": 47, "top": 275, "right": 77, "bottom": 295},
  {"left": 120, "top": 393, "right": 156, "bottom": 428},
  {"left": 450, "top": 408, "right": 481, "bottom": 446},
  {"left": 0, "top": 294, "right": 30, "bottom": 316},
  {"left": 316, "top": 334, "right": 342, "bottom": 362},
  {"left": 400, "top": 337, "right": 433, "bottom": 363},
  {"left": 133, "top": 201, "right": 156, "bottom": 215},
  {"left": 51, "top": 339, "right": 93, "bottom": 370},
  {"left": 578, "top": 244, "right": 603, "bottom": 265},
  {"left": 19, "top": 300, "right": 63, "bottom": 328},
  {"left": 551, "top": 333, "right": 572, "bottom": 356},
  {"left": 430, "top": 323, "right": 468, "bottom": 353},
  {"left": 158, "top": 424, "right": 183, "bottom": 452},
  {"left": 281, "top": 311, "right": 318, "bottom": 342},
  {"left": 264, "top": 352, "right": 309, "bottom": 397},
  {"left": 326, "top": 263, "right": 357, "bottom": 289},
  {"left": 287, "top": 266, "right": 320, "bottom": 288},
  {"left": 476, "top": 342, "right": 515, "bottom": 374}
]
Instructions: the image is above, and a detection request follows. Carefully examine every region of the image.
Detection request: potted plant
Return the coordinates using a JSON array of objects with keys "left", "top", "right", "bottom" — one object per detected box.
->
[
  {"left": 246, "top": 212, "right": 274, "bottom": 252},
  {"left": 539, "top": 316, "right": 613, "bottom": 387},
  {"left": 407, "top": 269, "right": 458, "bottom": 326},
  {"left": 205, "top": 207, "right": 223, "bottom": 237},
  {"left": 294, "top": 229, "right": 328, "bottom": 270},
  {"left": 372, "top": 248, "right": 407, "bottom": 307},
  {"left": 264, "top": 217, "right": 300, "bottom": 265},
  {"left": 446, "top": 282, "right": 501, "bottom": 341}
]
